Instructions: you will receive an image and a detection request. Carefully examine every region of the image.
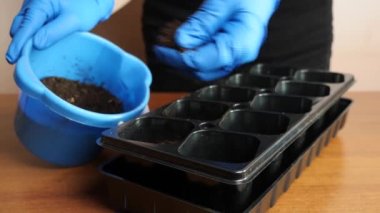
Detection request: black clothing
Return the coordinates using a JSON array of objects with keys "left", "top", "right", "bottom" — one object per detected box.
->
[{"left": 142, "top": 0, "right": 333, "bottom": 91}]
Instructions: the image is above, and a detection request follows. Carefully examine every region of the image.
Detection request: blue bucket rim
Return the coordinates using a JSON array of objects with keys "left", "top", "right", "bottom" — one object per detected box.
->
[{"left": 14, "top": 32, "right": 152, "bottom": 128}]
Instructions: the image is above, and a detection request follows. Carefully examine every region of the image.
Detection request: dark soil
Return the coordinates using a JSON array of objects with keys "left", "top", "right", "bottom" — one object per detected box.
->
[
  {"left": 157, "top": 20, "right": 185, "bottom": 51},
  {"left": 41, "top": 77, "right": 124, "bottom": 114}
]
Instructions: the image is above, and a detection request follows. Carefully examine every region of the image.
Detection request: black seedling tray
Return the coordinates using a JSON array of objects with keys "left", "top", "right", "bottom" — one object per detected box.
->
[
  {"left": 98, "top": 64, "right": 354, "bottom": 212},
  {"left": 100, "top": 98, "right": 351, "bottom": 212}
]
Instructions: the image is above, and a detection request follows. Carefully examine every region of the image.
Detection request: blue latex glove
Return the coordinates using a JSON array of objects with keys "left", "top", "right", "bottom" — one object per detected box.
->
[
  {"left": 6, "top": 0, "right": 114, "bottom": 64},
  {"left": 154, "top": 0, "right": 280, "bottom": 81}
]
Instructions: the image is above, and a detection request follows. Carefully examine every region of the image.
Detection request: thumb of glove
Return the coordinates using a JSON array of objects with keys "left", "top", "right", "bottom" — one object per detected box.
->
[{"left": 6, "top": 8, "right": 47, "bottom": 64}]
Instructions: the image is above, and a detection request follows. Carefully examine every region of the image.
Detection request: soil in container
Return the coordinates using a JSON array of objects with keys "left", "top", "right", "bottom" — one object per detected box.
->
[{"left": 41, "top": 77, "right": 123, "bottom": 114}]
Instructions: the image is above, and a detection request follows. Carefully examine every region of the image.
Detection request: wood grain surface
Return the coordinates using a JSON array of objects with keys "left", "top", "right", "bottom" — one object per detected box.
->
[{"left": 0, "top": 92, "right": 379, "bottom": 213}]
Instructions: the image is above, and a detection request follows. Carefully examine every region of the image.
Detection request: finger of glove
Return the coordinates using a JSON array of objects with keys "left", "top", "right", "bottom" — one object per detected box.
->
[
  {"left": 181, "top": 13, "right": 268, "bottom": 72},
  {"left": 9, "top": 0, "right": 32, "bottom": 37},
  {"left": 154, "top": 39, "right": 234, "bottom": 81},
  {"left": 10, "top": 15, "right": 25, "bottom": 38},
  {"left": 6, "top": 8, "right": 48, "bottom": 64},
  {"left": 180, "top": 32, "right": 234, "bottom": 72},
  {"left": 153, "top": 45, "right": 228, "bottom": 81},
  {"left": 153, "top": 45, "right": 190, "bottom": 71},
  {"left": 156, "top": 32, "right": 234, "bottom": 72},
  {"left": 153, "top": 45, "right": 201, "bottom": 80},
  {"left": 175, "top": 0, "right": 234, "bottom": 49},
  {"left": 34, "top": 14, "right": 80, "bottom": 49}
]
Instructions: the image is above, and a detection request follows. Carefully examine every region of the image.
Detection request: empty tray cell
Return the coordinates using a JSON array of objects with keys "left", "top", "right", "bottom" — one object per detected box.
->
[
  {"left": 224, "top": 74, "right": 279, "bottom": 89},
  {"left": 250, "top": 94, "right": 312, "bottom": 114},
  {"left": 248, "top": 64, "right": 297, "bottom": 77},
  {"left": 179, "top": 130, "right": 260, "bottom": 163},
  {"left": 219, "top": 110, "right": 289, "bottom": 135},
  {"left": 275, "top": 81, "right": 330, "bottom": 97},
  {"left": 193, "top": 85, "right": 257, "bottom": 103},
  {"left": 294, "top": 70, "right": 345, "bottom": 83},
  {"left": 162, "top": 99, "right": 229, "bottom": 121},
  {"left": 118, "top": 117, "right": 195, "bottom": 145}
]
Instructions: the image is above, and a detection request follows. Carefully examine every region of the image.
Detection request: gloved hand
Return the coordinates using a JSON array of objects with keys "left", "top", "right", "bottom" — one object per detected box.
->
[
  {"left": 6, "top": 0, "right": 114, "bottom": 64},
  {"left": 154, "top": 0, "right": 280, "bottom": 81}
]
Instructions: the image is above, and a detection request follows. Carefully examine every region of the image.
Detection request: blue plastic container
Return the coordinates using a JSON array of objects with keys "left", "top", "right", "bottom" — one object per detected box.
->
[{"left": 14, "top": 32, "right": 152, "bottom": 167}]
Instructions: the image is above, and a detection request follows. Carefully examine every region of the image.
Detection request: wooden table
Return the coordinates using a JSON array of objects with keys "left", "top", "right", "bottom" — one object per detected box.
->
[{"left": 1, "top": 92, "right": 379, "bottom": 212}]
